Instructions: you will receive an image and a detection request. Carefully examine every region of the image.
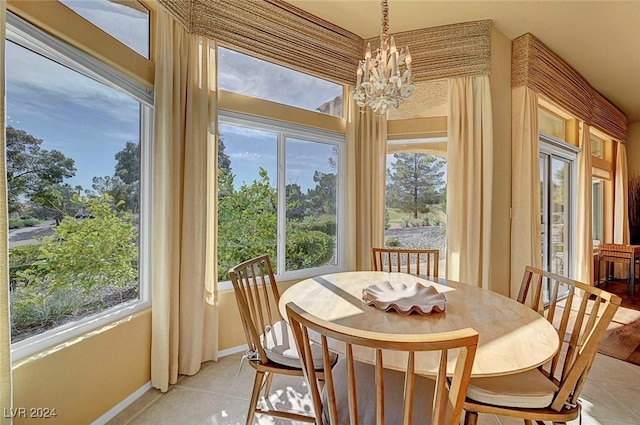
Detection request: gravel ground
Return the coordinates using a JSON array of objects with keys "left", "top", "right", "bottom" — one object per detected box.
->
[{"left": 384, "top": 226, "right": 446, "bottom": 256}]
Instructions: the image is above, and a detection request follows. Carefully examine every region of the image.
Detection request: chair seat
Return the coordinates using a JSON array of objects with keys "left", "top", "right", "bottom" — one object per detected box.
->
[
  {"left": 263, "top": 320, "right": 334, "bottom": 369},
  {"left": 466, "top": 368, "right": 559, "bottom": 409},
  {"left": 322, "top": 359, "right": 435, "bottom": 425}
]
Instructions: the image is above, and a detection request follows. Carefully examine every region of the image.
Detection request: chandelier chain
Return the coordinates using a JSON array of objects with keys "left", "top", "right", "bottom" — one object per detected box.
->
[{"left": 380, "top": 0, "right": 389, "bottom": 43}]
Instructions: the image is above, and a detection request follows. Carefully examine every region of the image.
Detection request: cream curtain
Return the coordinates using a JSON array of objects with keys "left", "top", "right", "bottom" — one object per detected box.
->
[
  {"left": 509, "top": 86, "right": 541, "bottom": 298},
  {"left": 575, "top": 124, "right": 593, "bottom": 284},
  {"left": 614, "top": 142, "right": 630, "bottom": 244},
  {"left": 0, "top": 4, "right": 13, "bottom": 423},
  {"left": 152, "top": 7, "right": 218, "bottom": 392},
  {"left": 446, "top": 76, "right": 493, "bottom": 288},
  {"left": 348, "top": 96, "right": 387, "bottom": 270}
]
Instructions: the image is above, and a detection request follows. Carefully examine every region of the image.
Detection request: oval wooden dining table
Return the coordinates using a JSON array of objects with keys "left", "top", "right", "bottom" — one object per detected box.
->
[{"left": 279, "top": 271, "right": 560, "bottom": 378}]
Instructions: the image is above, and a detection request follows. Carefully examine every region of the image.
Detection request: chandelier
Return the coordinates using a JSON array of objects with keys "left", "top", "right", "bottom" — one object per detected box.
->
[{"left": 353, "top": 0, "right": 416, "bottom": 115}]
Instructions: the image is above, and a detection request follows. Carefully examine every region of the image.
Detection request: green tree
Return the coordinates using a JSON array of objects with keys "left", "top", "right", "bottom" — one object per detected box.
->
[
  {"left": 92, "top": 142, "right": 140, "bottom": 213},
  {"left": 217, "top": 168, "right": 277, "bottom": 279},
  {"left": 386, "top": 153, "right": 445, "bottom": 218},
  {"left": 217, "top": 134, "right": 234, "bottom": 199},
  {"left": 31, "top": 183, "right": 84, "bottom": 224},
  {"left": 16, "top": 193, "right": 137, "bottom": 293},
  {"left": 6, "top": 126, "right": 76, "bottom": 213}
]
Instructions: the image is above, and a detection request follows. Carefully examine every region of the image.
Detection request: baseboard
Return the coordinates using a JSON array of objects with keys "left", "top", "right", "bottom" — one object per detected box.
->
[
  {"left": 90, "top": 347, "right": 247, "bottom": 424},
  {"left": 218, "top": 344, "right": 248, "bottom": 358},
  {"left": 91, "top": 381, "right": 152, "bottom": 425}
]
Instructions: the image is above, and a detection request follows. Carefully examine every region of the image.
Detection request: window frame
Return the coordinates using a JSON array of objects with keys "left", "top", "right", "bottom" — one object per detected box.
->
[
  {"left": 7, "top": 11, "right": 153, "bottom": 361},
  {"left": 217, "top": 110, "right": 345, "bottom": 290}
]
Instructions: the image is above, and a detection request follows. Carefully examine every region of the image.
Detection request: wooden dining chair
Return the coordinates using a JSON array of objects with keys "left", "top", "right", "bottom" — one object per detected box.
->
[
  {"left": 372, "top": 247, "right": 440, "bottom": 278},
  {"left": 286, "top": 301, "right": 479, "bottom": 425},
  {"left": 229, "top": 255, "right": 330, "bottom": 424},
  {"left": 516, "top": 265, "right": 544, "bottom": 312},
  {"left": 463, "top": 267, "right": 621, "bottom": 425}
]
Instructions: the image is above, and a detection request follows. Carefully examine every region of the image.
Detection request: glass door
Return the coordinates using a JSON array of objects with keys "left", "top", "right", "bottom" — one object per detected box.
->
[{"left": 540, "top": 137, "right": 577, "bottom": 303}]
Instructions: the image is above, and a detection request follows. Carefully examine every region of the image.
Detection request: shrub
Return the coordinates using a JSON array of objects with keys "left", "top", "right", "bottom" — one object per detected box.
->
[
  {"left": 386, "top": 238, "right": 401, "bottom": 247},
  {"left": 9, "top": 218, "right": 41, "bottom": 229},
  {"left": 285, "top": 228, "right": 334, "bottom": 270}
]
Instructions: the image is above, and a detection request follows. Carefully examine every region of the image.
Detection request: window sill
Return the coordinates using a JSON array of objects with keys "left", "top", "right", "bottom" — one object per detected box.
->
[{"left": 11, "top": 299, "right": 151, "bottom": 363}]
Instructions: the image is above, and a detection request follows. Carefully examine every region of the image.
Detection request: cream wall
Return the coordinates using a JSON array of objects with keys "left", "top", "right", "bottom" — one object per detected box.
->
[
  {"left": 626, "top": 122, "right": 640, "bottom": 176},
  {"left": 12, "top": 310, "right": 151, "bottom": 424}
]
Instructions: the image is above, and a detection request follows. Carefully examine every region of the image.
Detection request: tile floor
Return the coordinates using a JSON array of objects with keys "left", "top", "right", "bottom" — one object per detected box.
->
[{"left": 107, "top": 350, "right": 640, "bottom": 425}]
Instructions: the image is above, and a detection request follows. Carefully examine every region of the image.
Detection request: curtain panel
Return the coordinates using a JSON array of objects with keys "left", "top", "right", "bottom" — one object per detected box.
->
[
  {"left": 446, "top": 76, "right": 493, "bottom": 289},
  {"left": 151, "top": 7, "right": 218, "bottom": 392},
  {"left": 576, "top": 124, "right": 593, "bottom": 285},
  {"left": 348, "top": 99, "right": 387, "bottom": 271},
  {"left": 510, "top": 86, "right": 541, "bottom": 297},
  {"left": 0, "top": 4, "right": 14, "bottom": 423},
  {"left": 614, "top": 142, "right": 630, "bottom": 245}
]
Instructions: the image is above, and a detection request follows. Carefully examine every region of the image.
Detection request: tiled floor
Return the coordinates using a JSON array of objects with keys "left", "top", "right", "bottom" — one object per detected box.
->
[{"left": 107, "top": 350, "right": 640, "bottom": 425}]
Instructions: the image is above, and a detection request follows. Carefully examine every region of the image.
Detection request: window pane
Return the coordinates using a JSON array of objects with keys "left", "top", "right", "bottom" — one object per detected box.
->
[
  {"left": 550, "top": 158, "right": 570, "bottom": 276},
  {"left": 217, "top": 123, "right": 278, "bottom": 279},
  {"left": 591, "top": 135, "right": 604, "bottom": 159},
  {"left": 7, "top": 41, "right": 141, "bottom": 343},
  {"left": 218, "top": 47, "right": 343, "bottom": 117},
  {"left": 538, "top": 108, "right": 566, "bottom": 141},
  {"left": 59, "top": 0, "right": 150, "bottom": 58},
  {"left": 384, "top": 148, "right": 447, "bottom": 277},
  {"left": 286, "top": 139, "right": 338, "bottom": 271}
]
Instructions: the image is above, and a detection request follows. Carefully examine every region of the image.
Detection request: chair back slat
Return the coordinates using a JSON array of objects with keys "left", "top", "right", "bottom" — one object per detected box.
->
[
  {"left": 517, "top": 266, "right": 621, "bottom": 412},
  {"left": 372, "top": 247, "right": 440, "bottom": 278},
  {"left": 229, "top": 255, "right": 281, "bottom": 364},
  {"left": 286, "top": 302, "right": 478, "bottom": 425}
]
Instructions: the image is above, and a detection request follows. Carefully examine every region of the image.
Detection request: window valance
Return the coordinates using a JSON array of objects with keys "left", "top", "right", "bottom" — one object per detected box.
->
[
  {"left": 366, "top": 20, "right": 492, "bottom": 82},
  {"left": 157, "top": 0, "right": 362, "bottom": 85},
  {"left": 157, "top": 1, "right": 492, "bottom": 86},
  {"left": 512, "top": 33, "right": 627, "bottom": 141}
]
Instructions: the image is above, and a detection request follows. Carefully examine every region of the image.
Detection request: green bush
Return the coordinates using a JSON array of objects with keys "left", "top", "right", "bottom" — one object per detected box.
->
[
  {"left": 10, "top": 194, "right": 139, "bottom": 341},
  {"left": 285, "top": 228, "right": 334, "bottom": 270},
  {"left": 386, "top": 238, "right": 401, "bottom": 247},
  {"left": 291, "top": 216, "right": 336, "bottom": 236},
  {"left": 9, "top": 218, "right": 41, "bottom": 229}
]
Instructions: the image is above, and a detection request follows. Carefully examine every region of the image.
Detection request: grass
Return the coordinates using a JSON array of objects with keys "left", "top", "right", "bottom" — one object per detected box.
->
[
  {"left": 9, "top": 218, "right": 42, "bottom": 229},
  {"left": 386, "top": 207, "right": 446, "bottom": 229}
]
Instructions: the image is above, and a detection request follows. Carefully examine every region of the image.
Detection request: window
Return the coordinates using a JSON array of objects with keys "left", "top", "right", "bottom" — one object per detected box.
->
[
  {"left": 218, "top": 47, "right": 343, "bottom": 117},
  {"left": 59, "top": 0, "right": 150, "bottom": 58},
  {"left": 7, "top": 12, "right": 152, "bottom": 356},
  {"left": 538, "top": 108, "right": 566, "bottom": 141},
  {"left": 591, "top": 135, "right": 605, "bottom": 159},
  {"left": 217, "top": 112, "right": 343, "bottom": 283},
  {"left": 384, "top": 138, "right": 447, "bottom": 276}
]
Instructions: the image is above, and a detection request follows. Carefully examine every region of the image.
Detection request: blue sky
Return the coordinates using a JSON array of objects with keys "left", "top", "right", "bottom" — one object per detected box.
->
[
  {"left": 6, "top": 6, "right": 342, "bottom": 195},
  {"left": 6, "top": 40, "right": 140, "bottom": 192}
]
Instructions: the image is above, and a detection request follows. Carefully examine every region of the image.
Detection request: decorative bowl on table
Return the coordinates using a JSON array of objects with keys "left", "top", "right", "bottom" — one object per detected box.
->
[{"left": 362, "top": 280, "right": 446, "bottom": 315}]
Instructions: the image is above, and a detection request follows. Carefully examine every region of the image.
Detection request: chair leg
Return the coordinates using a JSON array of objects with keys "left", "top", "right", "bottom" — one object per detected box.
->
[
  {"left": 246, "top": 370, "right": 266, "bottom": 425},
  {"left": 464, "top": 411, "right": 479, "bottom": 425},
  {"left": 263, "top": 372, "right": 274, "bottom": 398}
]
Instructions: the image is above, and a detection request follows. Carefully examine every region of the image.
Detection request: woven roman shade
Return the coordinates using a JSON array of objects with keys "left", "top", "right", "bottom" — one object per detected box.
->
[
  {"left": 157, "top": 1, "right": 492, "bottom": 87},
  {"left": 512, "top": 33, "right": 627, "bottom": 141},
  {"left": 157, "top": 0, "right": 362, "bottom": 85},
  {"left": 366, "top": 20, "right": 492, "bottom": 82}
]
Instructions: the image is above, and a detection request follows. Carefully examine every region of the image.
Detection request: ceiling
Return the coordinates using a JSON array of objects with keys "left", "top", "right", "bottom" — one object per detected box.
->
[{"left": 286, "top": 0, "right": 640, "bottom": 124}]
